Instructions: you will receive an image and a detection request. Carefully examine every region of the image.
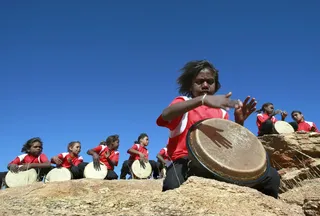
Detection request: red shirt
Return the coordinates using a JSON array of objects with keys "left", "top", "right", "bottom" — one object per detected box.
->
[
  {"left": 297, "top": 120, "right": 319, "bottom": 132},
  {"left": 9, "top": 153, "right": 49, "bottom": 165},
  {"left": 92, "top": 145, "right": 119, "bottom": 170},
  {"left": 256, "top": 113, "right": 277, "bottom": 134},
  {"left": 156, "top": 96, "right": 229, "bottom": 161},
  {"left": 128, "top": 144, "right": 149, "bottom": 160},
  {"left": 51, "top": 152, "right": 83, "bottom": 168},
  {"left": 158, "top": 147, "right": 169, "bottom": 161}
]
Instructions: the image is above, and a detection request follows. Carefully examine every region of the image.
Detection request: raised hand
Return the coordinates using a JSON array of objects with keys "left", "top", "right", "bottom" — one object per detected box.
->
[
  {"left": 203, "top": 92, "right": 240, "bottom": 110},
  {"left": 234, "top": 96, "right": 257, "bottom": 125}
]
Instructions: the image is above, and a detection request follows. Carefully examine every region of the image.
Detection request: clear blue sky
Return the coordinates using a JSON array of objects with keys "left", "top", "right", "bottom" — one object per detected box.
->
[{"left": 1, "top": 1, "right": 319, "bottom": 175}]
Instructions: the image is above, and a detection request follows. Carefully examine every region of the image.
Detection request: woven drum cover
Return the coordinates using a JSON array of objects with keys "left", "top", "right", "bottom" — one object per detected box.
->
[
  {"left": 189, "top": 118, "right": 267, "bottom": 182},
  {"left": 274, "top": 121, "right": 294, "bottom": 134},
  {"left": 84, "top": 162, "right": 108, "bottom": 179},
  {"left": 5, "top": 169, "right": 38, "bottom": 188},
  {"left": 131, "top": 160, "right": 152, "bottom": 179},
  {"left": 45, "top": 167, "right": 72, "bottom": 182}
]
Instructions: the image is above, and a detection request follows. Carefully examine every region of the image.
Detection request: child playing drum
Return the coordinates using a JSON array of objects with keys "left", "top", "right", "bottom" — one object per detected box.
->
[
  {"left": 87, "top": 135, "right": 120, "bottom": 180},
  {"left": 51, "top": 141, "right": 88, "bottom": 179},
  {"left": 156, "top": 60, "right": 280, "bottom": 198},
  {"left": 0, "top": 137, "right": 52, "bottom": 187},
  {"left": 256, "top": 102, "right": 297, "bottom": 136},
  {"left": 156, "top": 146, "right": 169, "bottom": 178},
  {"left": 120, "top": 133, "right": 159, "bottom": 179}
]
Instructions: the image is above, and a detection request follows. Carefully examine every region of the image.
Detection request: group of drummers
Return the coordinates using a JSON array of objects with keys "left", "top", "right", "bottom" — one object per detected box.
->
[{"left": 1, "top": 60, "right": 318, "bottom": 200}]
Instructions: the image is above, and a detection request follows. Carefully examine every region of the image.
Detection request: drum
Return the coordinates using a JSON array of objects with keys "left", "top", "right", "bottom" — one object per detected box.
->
[
  {"left": 273, "top": 121, "right": 294, "bottom": 134},
  {"left": 131, "top": 160, "right": 152, "bottom": 179},
  {"left": 84, "top": 162, "right": 108, "bottom": 179},
  {"left": 187, "top": 118, "right": 270, "bottom": 187},
  {"left": 45, "top": 167, "right": 72, "bottom": 183},
  {"left": 5, "top": 169, "right": 38, "bottom": 188}
]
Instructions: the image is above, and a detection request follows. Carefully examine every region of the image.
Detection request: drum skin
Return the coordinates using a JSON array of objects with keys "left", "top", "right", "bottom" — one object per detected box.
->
[
  {"left": 131, "top": 160, "right": 152, "bottom": 179},
  {"left": 187, "top": 118, "right": 270, "bottom": 187},
  {"left": 84, "top": 162, "right": 108, "bottom": 179},
  {"left": 273, "top": 121, "right": 295, "bottom": 134},
  {"left": 45, "top": 167, "right": 72, "bottom": 183},
  {"left": 5, "top": 168, "right": 38, "bottom": 188}
]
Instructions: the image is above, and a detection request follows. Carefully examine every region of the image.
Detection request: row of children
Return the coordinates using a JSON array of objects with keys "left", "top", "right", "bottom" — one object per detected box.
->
[
  {"left": 256, "top": 105, "right": 318, "bottom": 136},
  {"left": 0, "top": 133, "right": 169, "bottom": 188}
]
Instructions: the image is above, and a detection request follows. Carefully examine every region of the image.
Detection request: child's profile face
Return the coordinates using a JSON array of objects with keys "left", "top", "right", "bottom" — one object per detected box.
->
[
  {"left": 141, "top": 137, "right": 149, "bottom": 146},
  {"left": 111, "top": 139, "right": 119, "bottom": 150},
  {"left": 191, "top": 68, "right": 216, "bottom": 97},
  {"left": 29, "top": 141, "right": 43, "bottom": 156},
  {"left": 292, "top": 112, "right": 303, "bottom": 122},
  {"left": 264, "top": 105, "right": 274, "bottom": 114},
  {"left": 69, "top": 143, "right": 81, "bottom": 155}
]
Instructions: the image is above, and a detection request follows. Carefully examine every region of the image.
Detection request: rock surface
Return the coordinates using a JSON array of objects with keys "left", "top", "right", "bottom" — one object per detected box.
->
[
  {"left": 0, "top": 177, "right": 304, "bottom": 216},
  {"left": 259, "top": 132, "right": 320, "bottom": 192}
]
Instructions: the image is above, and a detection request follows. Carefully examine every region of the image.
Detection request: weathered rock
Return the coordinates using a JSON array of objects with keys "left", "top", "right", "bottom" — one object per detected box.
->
[{"left": 0, "top": 177, "right": 304, "bottom": 216}]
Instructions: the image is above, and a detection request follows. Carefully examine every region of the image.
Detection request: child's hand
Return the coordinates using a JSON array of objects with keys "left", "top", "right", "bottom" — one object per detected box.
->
[
  {"left": 18, "top": 164, "right": 29, "bottom": 171},
  {"left": 139, "top": 153, "right": 148, "bottom": 162},
  {"left": 52, "top": 156, "right": 62, "bottom": 165},
  {"left": 9, "top": 164, "right": 19, "bottom": 173},
  {"left": 92, "top": 154, "right": 101, "bottom": 171},
  {"left": 203, "top": 92, "right": 240, "bottom": 111},
  {"left": 67, "top": 158, "right": 74, "bottom": 166}
]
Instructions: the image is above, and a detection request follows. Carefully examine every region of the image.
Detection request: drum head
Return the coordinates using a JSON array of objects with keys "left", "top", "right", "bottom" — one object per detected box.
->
[
  {"left": 274, "top": 121, "right": 294, "bottom": 134},
  {"left": 84, "top": 162, "right": 108, "bottom": 179},
  {"left": 187, "top": 118, "right": 268, "bottom": 184},
  {"left": 131, "top": 160, "right": 152, "bottom": 179},
  {"left": 45, "top": 167, "right": 72, "bottom": 183},
  {"left": 5, "top": 169, "right": 38, "bottom": 188}
]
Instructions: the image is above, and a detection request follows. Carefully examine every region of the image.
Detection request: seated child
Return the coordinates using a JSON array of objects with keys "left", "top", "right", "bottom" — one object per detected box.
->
[
  {"left": 120, "top": 133, "right": 159, "bottom": 179},
  {"left": 0, "top": 137, "right": 52, "bottom": 187},
  {"left": 291, "top": 110, "right": 319, "bottom": 132},
  {"left": 87, "top": 135, "right": 120, "bottom": 180},
  {"left": 51, "top": 141, "right": 88, "bottom": 179},
  {"left": 156, "top": 60, "right": 280, "bottom": 199},
  {"left": 256, "top": 102, "right": 297, "bottom": 136},
  {"left": 156, "top": 146, "right": 169, "bottom": 178}
]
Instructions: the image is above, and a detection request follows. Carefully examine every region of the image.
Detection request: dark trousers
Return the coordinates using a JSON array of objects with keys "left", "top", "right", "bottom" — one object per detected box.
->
[
  {"left": 70, "top": 162, "right": 88, "bottom": 179},
  {"left": 105, "top": 170, "right": 118, "bottom": 180},
  {"left": 162, "top": 158, "right": 280, "bottom": 199},
  {"left": 258, "top": 120, "right": 298, "bottom": 136},
  {"left": 120, "top": 160, "right": 159, "bottom": 179}
]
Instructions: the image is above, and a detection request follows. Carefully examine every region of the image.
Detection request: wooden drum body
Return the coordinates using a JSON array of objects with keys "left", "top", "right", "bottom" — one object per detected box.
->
[
  {"left": 131, "top": 160, "right": 152, "bottom": 179},
  {"left": 187, "top": 118, "right": 270, "bottom": 187},
  {"left": 273, "top": 121, "right": 294, "bottom": 134},
  {"left": 84, "top": 162, "right": 108, "bottom": 179},
  {"left": 5, "top": 168, "right": 38, "bottom": 188},
  {"left": 45, "top": 167, "right": 72, "bottom": 183}
]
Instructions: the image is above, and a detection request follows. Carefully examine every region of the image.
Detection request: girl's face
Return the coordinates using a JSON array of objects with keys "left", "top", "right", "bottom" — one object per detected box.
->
[
  {"left": 191, "top": 68, "right": 216, "bottom": 97},
  {"left": 140, "top": 136, "right": 149, "bottom": 146},
  {"left": 29, "top": 141, "right": 43, "bottom": 156},
  {"left": 69, "top": 143, "right": 81, "bottom": 155},
  {"left": 111, "top": 139, "right": 119, "bottom": 151},
  {"left": 264, "top": 104, "right": 274, "bottom": 115}
]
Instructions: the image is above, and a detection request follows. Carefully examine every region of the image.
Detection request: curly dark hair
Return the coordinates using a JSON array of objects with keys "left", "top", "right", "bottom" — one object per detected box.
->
[
  {"left": 177, "top": 60, "right": 221, "bottom": 97},
  {"left": 106, "top": 135, "right": 119, "bottom": 146},
  {"left": 21, "top": 137, "right": 43, "bottom": 153}
]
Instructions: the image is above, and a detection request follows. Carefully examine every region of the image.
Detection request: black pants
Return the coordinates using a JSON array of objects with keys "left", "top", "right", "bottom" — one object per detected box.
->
[
  {"left": 258, "top": 120, "right": 298, "bottom": 136},
  {"left": 162, "top": 158, "right": 280, "bottom": 199},
  {"left": 105, "top": 170, "right": 118, "bottom": 180},
  {"left": 120, "top": 160, "right": 159, "bottom": 179},
  {"left": 70, "top": 162, "right": 88, "bottom": 179}
]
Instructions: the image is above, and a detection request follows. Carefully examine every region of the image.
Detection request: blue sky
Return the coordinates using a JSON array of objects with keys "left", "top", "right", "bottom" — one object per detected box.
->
[{"left": 1, "top": 1, "right": 319, "bottom": 175}]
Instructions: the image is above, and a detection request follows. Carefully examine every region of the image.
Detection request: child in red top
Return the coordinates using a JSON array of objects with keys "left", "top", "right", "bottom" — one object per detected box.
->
[
  {"left": 156, "top": 146, "right": 169, "bottom": 173},
  {"left": 120, "top": 133, "right": 159, "bottom": 179},
  {"left": 291, "top": 110, "right": 319, "bottom": 132},
  {"left": 156, "top": 60, "right": 280, "bottom": 199},
  {"left": 51, "top": 141, "right": 88, "bottom": 179},
  {"left": 87, "top": 135, "right": 120, "bottom": 180},
  {"left": 256, "top": 102, "right": 297, "bottom": 136},
  {"left": 0, "top": 137, "right": 52, "bottom": 188}
]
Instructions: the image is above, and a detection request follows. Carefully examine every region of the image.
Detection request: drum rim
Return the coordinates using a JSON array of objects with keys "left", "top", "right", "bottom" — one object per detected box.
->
[
  {"left": 186, "top": 118, "right": 271, "bottom": 186},
  {"left": 5, "top": 168, "right": 38, "bottom": 187},
  {"left": 131, "top": 160, "right": 152, "bottom": 179},
  {"left": 45, "top": 167, "right": 72, "bottom": 182},
  {"left": 84, "top": 161, "right": 108, "bottom": 179},
  {"left": 274, "top": 121, "right": 295, "bottom": 133}
]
